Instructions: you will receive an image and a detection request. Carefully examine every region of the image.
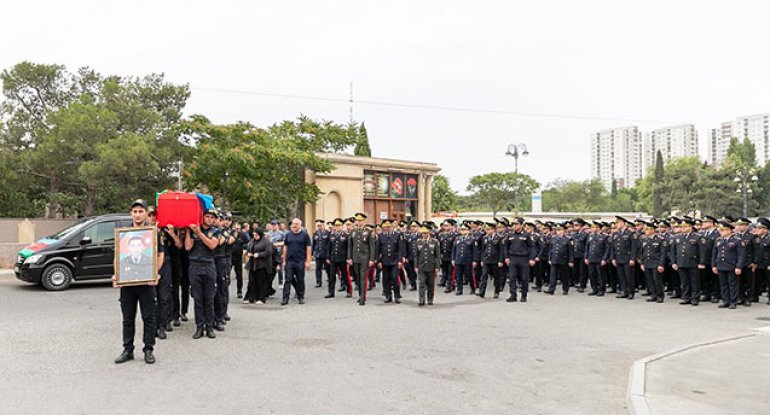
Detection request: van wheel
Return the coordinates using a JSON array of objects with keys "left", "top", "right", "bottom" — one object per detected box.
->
[{"left": 41, "top": 264, "right": 73, "bottom": 291}]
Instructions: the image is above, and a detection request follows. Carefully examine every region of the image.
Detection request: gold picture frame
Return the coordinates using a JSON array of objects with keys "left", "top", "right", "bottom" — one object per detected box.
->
[{"left": 114, "top": 226, "right": 158, "bottom": 287}]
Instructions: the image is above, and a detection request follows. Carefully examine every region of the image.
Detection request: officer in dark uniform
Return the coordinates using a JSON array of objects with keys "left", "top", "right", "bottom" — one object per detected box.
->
[
  {"left": 414, "top": 224, "right": 441, "bottom": 306},
  {"left": 348, "top": 213, "right": 376, "bottom": 302},
  {"left": 403, "top": 221, "right": 421, "bottom": 291},
  {"left": 452, "top": 223, "right": 477, "bottom": 295},
  {"left": 545, "top": 222, "right": 574, "bottom": 295},
  {"left": 534, "top": 222, "right": 552, "bottom": 292},
  {"left": 712, "top": 221, "right": 746, "bottom": 309},
  {"left": 438, "top": 219, "right": 457, "bottom": 290},
  {"left": 114, "top": 199, "right": 160, "bottom": 365},
  {"left": 735, "top": 217, "right": 755, "bottom": 306},
  {"left": 185, "top": 208, "right": 220, "bottom": 339},
  {"left": 609, "top": 216, "right": 638, "bottom": 299},
  {"left": 312, "top": 219, "right": 330, "bottom": 289},
  {"left": 471, "top": 220, "right": 485, "bottom": 292},
  {"left": 584, "top": 221, "right": 609, "bottom": 296},
  {"left": 638, "top": 221, "right": 666, "bottom": 302},
  {"left": 751, "top": 217, "right": 770, "bottom": 304},
  {"left": 698, "top": 216, "right": 720, "bottom": 303},
  {"left": 568, "top": 219, "right": 587, "bottom": 292},
  {"left": 504, "top": 217, "right": 537, "bottom": 303},
  {"left": 213, "top": 212, "right": 235, "bottom": 330},
  {"left": 475, "top": 222, "right": 505, "bottom": 298},
  {"left": 326, "top": 218, "right": 352, "bottom": 299},
  {"left": 670, "top": 218, "right": 702, "bottom": 306},
  {"left": 376, "top": 219, "right": 404, "bottom": 304},
  {"left": 525, "top": 222, "right": 541, "bottom": 289},
  {"left": 231, "top": 222, "right": 249, "bottom": 299}
]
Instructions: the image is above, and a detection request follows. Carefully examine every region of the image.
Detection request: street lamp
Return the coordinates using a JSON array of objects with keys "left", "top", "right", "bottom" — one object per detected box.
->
[
  {"left": 505, "top": 143, "right": 529, "bottom": 174},
  {"left": 223, "top": 170, "right": 230, "bottom": 210},
  {"left": 734, "top": 169, "right": 758, "bottom": 217}
]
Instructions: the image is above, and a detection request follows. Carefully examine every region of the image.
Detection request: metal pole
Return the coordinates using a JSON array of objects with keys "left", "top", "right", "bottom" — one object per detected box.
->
[{"left": 743, "top": 182, "right": 748, "bottom": 217}]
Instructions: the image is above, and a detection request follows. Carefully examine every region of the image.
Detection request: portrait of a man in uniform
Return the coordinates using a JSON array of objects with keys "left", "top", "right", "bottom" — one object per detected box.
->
[{"left": 115, "top": 228, "right": 157, "bottom": 285}]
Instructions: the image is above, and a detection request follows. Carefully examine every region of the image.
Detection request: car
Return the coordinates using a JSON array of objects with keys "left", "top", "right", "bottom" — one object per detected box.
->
[{"left": 14, "top": 214, "right": 133, "bottom": 291}]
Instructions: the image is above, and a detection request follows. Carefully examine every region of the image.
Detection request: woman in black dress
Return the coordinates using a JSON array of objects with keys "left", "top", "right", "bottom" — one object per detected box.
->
[{"left": 243, "top": 228, "right": 273, "bottom": 304}]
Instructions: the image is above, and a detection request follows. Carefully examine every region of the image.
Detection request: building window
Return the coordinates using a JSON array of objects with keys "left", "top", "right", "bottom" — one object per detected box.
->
[{"left": 364, "top": 170, "right": 419, "bottom": 221}]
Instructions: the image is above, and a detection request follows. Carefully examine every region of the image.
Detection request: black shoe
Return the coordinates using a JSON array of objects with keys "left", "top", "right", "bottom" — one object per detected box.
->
[
  {"left": 427, "top": 300, "right": 434, "bottom": 305},
  {"left": 656, "top": 298, "right": 664, "bottom": 303},
  {"left": 672, "top": 294, "right": 682, "bottom": 299},
  {"left": 224, "top": 315, "right": 231, "bottom": 322},
  {"left": 173, "top": 318, "right": 181, "bottom": 327},
  {"left": 144, "top": 351, "right": 156, "bottom": 364},
  {"left": 691, "top": 302, "right": 699, "bottom": 306},
  {"left": 597, "top": 292, "right": 605, "bottom": 297},
  {"left": 544, "top": 290, "right": 554, "bottom": 295},
  {"left": 718, "top": 303, "right": 729, "bottom": 308},
  {"left": 180, "top": 314, "right": 188, "bottom": 322},
  {"left": 743, "top": 301, "right": 752, "bottom": 307},
  {"left": 324, "top": 293, "right": 335, "bottom": 298},
  {"left": 506, "top": 295, "right": 517, "bottom": 303},
  {"left": 521, "top": 295, "right": 527, "bottom": 303},
  {"left": 281, "top": 299, "right": 289, "bottom": 306},
  {"left": 536, "top": 287, "right": 542, "bottom": 292},
  {"left": 298, "top": 298, "right": 305, "bottom": 304},
  {"left": 679, "top": 300, "right": 691, "bottom": 305},
  {"left": 359, "top": 299, "right": 365, "bottom": 306},
  {"left": 642, "top": 292, "right": 651, "bottom": 297},
  {"left": 418, "top": 302, "right": 425, "bottom": 307},
  {"left": 608, "top": 289, "right": 617, "bottom": 294},
  {"left": 237, "top": 292, "right": 243, "bottom": 299},
  {"left": 493, "top": 293, "right": 499, "bottom": 299},
  {"left": 213, "top": 322, "right": 225, "bottom": 332},
  {"left": 315, "top": 283, "right": 322, "bottom": 288},
  {"left": 444, "top": 288, "right": 452, "bottom": 293},
  {"left": 476, "top": 292, "right": 485, "bottom": 298},
  {"left": 455, "top": 291, "right": 463, "bottom": 296},
  {"left": 193, "top": 328, "right": 204, "bottom": 339},
  {"left": 165, "top": 323, "right": 173, "bottom": 332},
  {"left": 206, "top": 328, "right": 216, "bottom": 339},
  {"left": 345, "top": 293, "right": 352, "bottom": 298},
  {"left": 156, "top": 328, "right": 167, "bottom": 340},
  {"left": 384, "top": 298, "right": 393, "bottom": 304},
  {"left": 338, "top": 287, "right": 346, "bottom": 292},
  {"left": 114, "top": 350, "right": 134, "bottom": 364},
  {"left": 395, "top": 298, "right": 401, "bottom": 304},
  {"left": 646, "top": 298, "right": 657, "bottom": 302},
  {"left": 711, "top": 298, "right": 720, "bottom": 303},
  {"left": 562, "top": 291, "right": 568, "bottom": 295},
  {"left": 588, "top": 292, "right": 597, "bottom": 296},
  {"left": 729, "top": 304, "right": 736, "bottom": 309},
  {"left": 409, "top": 286, "right": 417, "bottom": 291},
  {"left": 627, "top": 295, "right": 634, "bottom": 300}
]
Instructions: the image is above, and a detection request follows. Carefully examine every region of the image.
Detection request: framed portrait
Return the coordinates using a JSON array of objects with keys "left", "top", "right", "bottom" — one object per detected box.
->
[
  {"left": 405, "top": 175, "right": 418, "bottom": 199},
  {"left": 376, "top": 173, "right": 390, "bottom": 198},
  {"left": 391, "top": 174, "right": 405, "bottom": 199},
  {"left": 114, "top": 226, "right": 158, "bottom": 287},
  {"left": 363, "top": 172, "right": 376, "bottom": 197}
]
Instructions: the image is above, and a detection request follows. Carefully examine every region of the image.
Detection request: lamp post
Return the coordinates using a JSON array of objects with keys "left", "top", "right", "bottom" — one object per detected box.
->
[
  {"left": 223, "top": 170, "right": 230, "bottom": 210},
  {"left": 734, "top": 169, "right": 758, "bottom": 217},
  {"left": 505, "top": 143, "right": 529, "bottom": 174},
  {"left": 505, "top": 143, "right": 529, "bottom": 212}
]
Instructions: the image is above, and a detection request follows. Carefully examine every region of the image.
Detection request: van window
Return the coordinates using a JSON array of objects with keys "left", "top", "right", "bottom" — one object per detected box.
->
[{"left": 83, "top": 221, "right": 117, "bottom": 244}]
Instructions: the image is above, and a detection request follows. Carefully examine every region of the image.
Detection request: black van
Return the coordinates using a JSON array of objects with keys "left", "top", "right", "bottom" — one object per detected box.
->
[{"left": 14, "top": 214, "right": 132, "bottom": 291}]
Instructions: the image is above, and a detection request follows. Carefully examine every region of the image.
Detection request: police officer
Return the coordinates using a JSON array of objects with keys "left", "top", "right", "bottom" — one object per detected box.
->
[
  {"left": 638, "top": 221, "right": 666, "bottom": 303},
  {"left": 712, "top": 221, "right": 746, "bottom": 309},
  {"left": 545, "top": 222, "right": 574, "bottom": 295},
  {"left": 231, "top": 221, "right": 249, "bottom": 299},
  {"left": 504, "top": 217, "right": 537, "bottom": 303},
  {"left": 734, "top": 217, "right": 755, "bottom": 306},
  {"left": 147, "top": 208, "right": 172, "bottom": 340},
  {"left": 403, "top": 221, "right": 421, "bottom": 291},
  {"left": 670, "top": 218, "right": 702, "bottom": 306},
  {"left": 584, "top": 221, "right": 609, "bottom": 296},
  {"left": 185, "top": 208, "right": 220, "bottom": 339},
  {"left": 213, "top": 212, "right": 235, "bottom": 330},
  {"left": 312, "top": 219, "right": 331, "bottom": 289},
  {"left": 699, "top": 216, "right": 720, "bottom": 303},
  {"left": 326, "top": 218, "right": 352, "bottom": 299},
  {"left": 609, "top": 216, "right": 638, "bottom": 300},
  {"left": 751, "top": 217, "right": 770, "bottom": 304},
  {"left": 349, "top": 213, "right": 376, "bottom": 302},
  {"left": 438, "top": 219, "right": 457, "bottom": 289},
  {"left": 571, "top": 219, "right": 589, "bottom": 292},
  {"left": 452, "top": 223, "right": 477, "bottom": 295},
  {"left": 476, "top": 222, "right": 505, "bottom": 298},
  {"left": 414, "top": 224, "right": 441, "bottom": 306},
  {"left": 376, "top": 218, "right": 404, "bottom": 304},
  {"left": 114, "top": 199, "right": 161, "bottom": 365}
]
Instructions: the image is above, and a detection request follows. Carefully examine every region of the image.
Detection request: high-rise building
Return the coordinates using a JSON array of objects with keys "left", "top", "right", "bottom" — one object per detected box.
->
[
  {"left": 590, "top": 126, "right": 643, "bottom": 190},
  {"left": 709, "top": 113, "right": 769, "bottom": 167},
  {"left": 642, "top": 124, "right": 699, "bottom": 174}
]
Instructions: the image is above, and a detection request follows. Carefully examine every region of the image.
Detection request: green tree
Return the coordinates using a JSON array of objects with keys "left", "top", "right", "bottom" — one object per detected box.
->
[
  {"left": 466, "top": 172, "right": 539, "bottom": 216},
  {"left": 354, "top": 122, "right": 372, "bottom": 157},
  {"left": 542, "top": 179, "right": 607, "bottom": 212},
  {"left": 431, "top": 174, "right": 458, "bottom": 212}
]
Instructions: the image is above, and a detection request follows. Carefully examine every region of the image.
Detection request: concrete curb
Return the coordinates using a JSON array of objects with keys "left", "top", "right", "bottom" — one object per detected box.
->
[
  {"left": 0, "top": 269, "right": 15, "bottom": 281},
  {"left": 626, "top": 327, "right": 770, "bottom": 415}
]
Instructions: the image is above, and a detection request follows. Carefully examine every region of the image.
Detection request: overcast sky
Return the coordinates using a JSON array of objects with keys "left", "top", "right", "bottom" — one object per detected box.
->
[{"left": 3, "top": 1, "right": 770, "bottom": 193}]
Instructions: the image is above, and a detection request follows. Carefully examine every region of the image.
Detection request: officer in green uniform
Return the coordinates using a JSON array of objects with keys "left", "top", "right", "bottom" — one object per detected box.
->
[
  {"left": 347, "top": 212, "right": 376, "bottom": 303},
  {"left": 414, "top": 224, "right": 441, "bottom": 306}
]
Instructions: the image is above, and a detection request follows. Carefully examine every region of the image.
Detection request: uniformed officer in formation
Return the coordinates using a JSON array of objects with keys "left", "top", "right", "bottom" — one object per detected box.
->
[
  {"left": 185, "top": 208, "right": 220, "bottom": 339},
  {"left": 584, "top": 221, "right": 609, "bottom": 296},
  {"left": 504, "top": 217, "right": 537, "bottom": 303},
  {"left": 752, "top": 218, "right": 770, "bottom": 305},
  {"left": 670, "top": 218, "right": 703, "bottom": 305},
  {"left": 609, "top": 216, "right": 638, "bottom": 299},
  {"left": 312, "top": 219, "right": 330, "bottom": 289},
  {"left": 712, "top": 221, "right": 746, "bottom": 309},
  {"left": 545, "top": 222, "right": 574, "bottom": 295},
  {"left": 638, "top": 221, "right": 666, "bottom": 302},
  {"left": 438, "top": 219, "right": 457, "bottom": 289},
  {"left": 325, "top": 218, "right": 352, "bottom": 299},
  {"left": 349, "top": 212, "right": 376, "bottom": 302},
  {"left": 699, "top": 216, "right": 719, "bottom": 302},
  {"left": 475, "top": 222, "right": 505, "bottom": 298},
  {"left": 403, "top": 221, "right": 421, "bottom": 291},
  {"left": 451, "top": 223, "right": 477, "bottom": 295},
  {"left": 414, "top": 223, "right": 441, "bottom": 306},
  {"left": 376, "top": 218, "right": 405, "bottom": 304}
]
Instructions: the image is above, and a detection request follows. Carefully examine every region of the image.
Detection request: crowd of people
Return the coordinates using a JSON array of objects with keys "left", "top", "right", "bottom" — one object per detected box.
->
[{"left": 114, "top": 198, "right": 770, "bottom": 365}]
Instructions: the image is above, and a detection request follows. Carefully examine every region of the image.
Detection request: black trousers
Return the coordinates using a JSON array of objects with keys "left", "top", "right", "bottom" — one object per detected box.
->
[
  {"left": 381, "top": 264, "right": 400, "bottom": 300},
  {"left": 214, "top": 257, "right": 230, "bottom": 322},
  {"left": 615, "top": 262, "right": 632, "bottom": 296},
  {"left": 189, "top": 261, "right": 216, "bottom": 329},
  {"left": 606, "top": 263, "right": 617, "bottom": 292},
  {"left": 573, "top": 258, "right": 587, "bottom": 288},
  {"left": 588, "top": 262, "right": 605, "bottom": 294},
  {"left": 315, "top": 257, "right": 329, "bottom": 286},
  {"left": 283, "top": 261, "right": 306, "bottom": 301},
  {"left": 455, "top": 263, "right": 474, "bottom": 293},
  {"left": 328, "top": 262, "right": 347, "bottom": 295},
  {"left": 231, "top": 256, "right": 244, "bottom": 293},
  {"left": 677, "top": 267, "right": 700, "bottom": 303},
  {"left": 418, "top": 270, "right": 435, "bottom": 304},
  {"left": 719, "top": 271, "right": 739, "bottom": 305},
  {"left": 739, "top": 267, "right": 755, "bottom": 303},
  {"left": 644, "top": 267, "right": 664, "bottom": 300},
  {"left": 170, "top": 253, "right": 189, "bottom": 319},
  {"left": 439, "top": 260, "right": 452, "bottom": 285},
  {"left": 244, "top": 268, "right": 270, "bottom": 303},
  {"left": 155, "top": 259, "right": 172, "bottom": 327},
  {"left": 753, "top": 268, "right": 768, "bottom": 302},
  {"left": 179, "top": 252, "right": 190, "bottom": 315},
  {"left": 120, "top": 285, "right": 156, "bottom": 353},
  {"left": 406, "top": 260, "right": 418, "bottom": 289},
  {"left": 478, "top": 263, "right": 500, "bottom": 295},
  {"left": 508, "top": 258, "right": 530, "bottom": 295},
  {"left": 549, "top": 263, "right": 569, "bottom": 293}
]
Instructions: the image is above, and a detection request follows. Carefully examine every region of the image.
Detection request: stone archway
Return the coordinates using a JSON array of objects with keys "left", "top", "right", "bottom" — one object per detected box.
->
[{"left": 324, "top": 191, "right": 342, "bottom": 220}]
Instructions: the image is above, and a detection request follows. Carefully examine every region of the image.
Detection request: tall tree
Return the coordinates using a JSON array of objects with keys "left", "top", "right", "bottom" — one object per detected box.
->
[
  {"left": 431, "top": 174, "right": 458, "bottom": 212},
  {"left": 354, "top": 122, "right": 372, "bottom": 157},
  {"left": 466, "top": 172, "right": 539, "bottom": 216},
  {"left": 652, "top": 150, "right": 664, "bottom": 217}
]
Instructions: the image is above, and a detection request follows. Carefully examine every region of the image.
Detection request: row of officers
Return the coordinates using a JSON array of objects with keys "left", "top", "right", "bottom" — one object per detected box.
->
[{"left": 311, "top": 213, "right": 770, "bottom": 310}]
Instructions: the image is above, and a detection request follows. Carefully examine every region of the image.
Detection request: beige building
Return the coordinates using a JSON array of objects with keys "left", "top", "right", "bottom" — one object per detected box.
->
[{"left": 304, "top": 153, "right": 441, "bottom": 225}]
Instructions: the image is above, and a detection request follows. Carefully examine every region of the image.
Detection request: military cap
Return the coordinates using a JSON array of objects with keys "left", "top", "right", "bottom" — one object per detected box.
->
[
  {"left": 601, "top": 221, "right": 612, "bottom": 228},
  {"left": 398, "top": 220, "right": 407, "bottom": 227},
  {"left": 344, "top": 217, "right": 355, "bottom": 225},
  {"left": 426, "top": 221, "right": 437, "bottom": 228},
  {"left": 409, "top": 220, "right": 420, "bottom": 228},
  {"left": 591, "top": 220, "right": 602, "bottom": 228},
  {"left": 694, "top": 218, "right": 703, "bottom": 225},
  {"left": 443, "top": 219, "right": 457, "bottom": 226},
  {"left": 680, "top": 218, "right": 695, "bottom": 226},
  {"left": 669, "top": 216, "right": 681, "bottom": 224},
  {"left": 326, "top": 221, "right": 335, "bottom": 226},
  {"left": 756, "top": 217, "right": 770, "bottom": 229},
  {"left": 718, "top": 220, "right": 734, "bottom": 229},
  {"left": 554, "top": 222, "right": 566, "bottom": 230},
  {"left": 419, "top": 225, "right": 431, "bottom": 233},
  {"left": 542, "top": 222, "right": 553, "bottom": 229},
  {"left": 524, "top": 222, "right": 535, "bottom": 228},
  {"left": 721, "top": 215, "right": 735, "bottom": 223},
  {"left": 381, "top": 218, "right": 395, "bottom": 227},
  {"left": 614, "top": 215, "right": 629, "bottom": 224},
  {"left": 364, "top": 224, "right": 375, "bottom": 230},
  {"left": 573, "top": 218, "right": 587, "bottom": 226},
  {"left": 315, "top": 219, "right": 325, "bottom": 224},
  {"left": 736, "top": 217, "right": 751, "bottom": 225},
  {"left": 459, "top": 223, "right": 471, "bottom": 230},
  {"left": 643, "top": 221, "right": 655, "bottom": 229},
  {"left": 354, "top": 212, "right": 367, "bottom": 221},
  {"left": 703, "top": 215, "right": 718, "bottom": 223},
  {"left": 131, "top": 199, "right": 148, "bottom": 210},
  {"left": 147, "top": 206, "right": 157, "bottom": 215},
  {"left": 204, "top": 208, "right": 218, "bottom": 217},
  {"left": 657, "top": 220, "right": 670, "bottom": 228},
  {"left": 513, "top": 217, "right": 525, "bottom": 225}
]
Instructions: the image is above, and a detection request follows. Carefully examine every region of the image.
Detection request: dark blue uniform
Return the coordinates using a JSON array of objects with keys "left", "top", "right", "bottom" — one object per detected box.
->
[
  {"left": 609, "top": 228, "right": 638, "bottom": 298},
  {"left": 505, "top": 230, "right": 537, "bottom": 301},
  {"left": 712, "top": 234, "right": 746, "bottom": 307},
  {"left": 752, "top": 233, "right": 770, "bottom": 303},
  {"left": 377, "top": 231, "right": 405, "bottom": 302},
  {"left": 571, "top": 230, "right": 588, "bottom": 289},
  {"left": 326, "top": 230, "right": 352, "bottom": 297},
  {"left": 404, "top": 232, "right": 420, "bottom": 290},
  {"left": 451, "top": 234, "right": 477, "bottom": 294},
  {"left": 547, "top": 234, "right": 574, "bottom": 294},
  {"left": 476, "top": 233, "right": 505, "bottom": 297},
  {"left": 670, "top": 231, "right": 702, "bottom": 304},
  {"left": 638, "top": 234, "right": 666, "bottom": 301},
  {"left": 214, "top": 226, "right": 232, "bottom": 326},
  {"left": 736, "top": 231, "right": 755, "bottom": 304},
  {"left": 585, "top": 231, "right": 609, "bottom": 295},
  {"left": 438, "top": 231, "right": 456, "bottom": 288},
  {"left": 699, "top": 228, "right": 719, "bottom": 301},
  {"left": 312, "top": 228, "right": 331, "bottom": 287},
  {"left": 189, "top": 226, "right": 219, "bottom": 332}
]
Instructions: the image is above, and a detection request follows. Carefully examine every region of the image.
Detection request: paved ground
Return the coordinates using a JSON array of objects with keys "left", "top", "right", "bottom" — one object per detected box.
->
[{"left": 2, "top": 275, "right": 769, "bottom": 415}]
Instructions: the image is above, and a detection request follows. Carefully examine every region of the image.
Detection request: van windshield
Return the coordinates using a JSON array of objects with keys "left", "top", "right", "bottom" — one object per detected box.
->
[{"left": 47, "top": 218, "right": 95, "bottom": 240}]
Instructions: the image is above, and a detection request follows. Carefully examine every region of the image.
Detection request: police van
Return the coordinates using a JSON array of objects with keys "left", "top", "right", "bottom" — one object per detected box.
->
[{"left": 14, "top": 214, "right": 132, "bottom": 291}]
